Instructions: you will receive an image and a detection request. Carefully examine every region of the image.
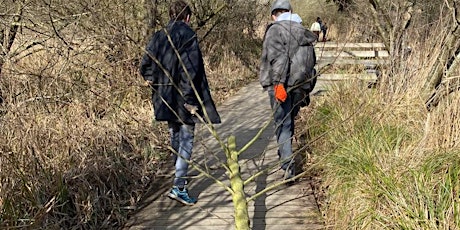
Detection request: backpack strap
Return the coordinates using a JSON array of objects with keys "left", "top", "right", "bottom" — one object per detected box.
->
[
  {"left": 272, "top": 22, "right": 301, "bottom": 61},
  {"left": 262, "top": 23, "right": 274, "bottom": 41}
]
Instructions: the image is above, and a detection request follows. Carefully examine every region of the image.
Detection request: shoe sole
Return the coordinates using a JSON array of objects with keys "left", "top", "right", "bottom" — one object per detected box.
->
[{"left": 167, "top": 193, "right": 196, "bottom": 206}]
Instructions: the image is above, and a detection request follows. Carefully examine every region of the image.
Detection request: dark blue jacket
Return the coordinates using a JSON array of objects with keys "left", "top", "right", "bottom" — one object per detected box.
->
[{"left": 140, "top": 21, "right": 221, "bottom": 124}]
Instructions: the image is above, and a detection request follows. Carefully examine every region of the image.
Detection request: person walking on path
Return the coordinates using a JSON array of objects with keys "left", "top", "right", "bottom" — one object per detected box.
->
[
  {"left": 310, "top": 17, "right": 321, "bottom": 42},
  {"left": 260, "top": 0, "right": 317, "bottom": 180},
  {"left": 139, "top": 0, "right": 221, "bottom": 206},
  {"left": 321, "top": 21, "right": 328, "bottom": 42}
]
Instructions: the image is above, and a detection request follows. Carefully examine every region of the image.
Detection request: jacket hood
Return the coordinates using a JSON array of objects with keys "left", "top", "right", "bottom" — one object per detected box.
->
[{"left": 276, "top": 12, "right": 302, "bottom": 24}]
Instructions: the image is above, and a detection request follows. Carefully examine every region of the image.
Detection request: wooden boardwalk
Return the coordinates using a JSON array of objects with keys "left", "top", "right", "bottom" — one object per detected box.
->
[{"left": 124, "top": 81, "right": 324, "bottom": 230}]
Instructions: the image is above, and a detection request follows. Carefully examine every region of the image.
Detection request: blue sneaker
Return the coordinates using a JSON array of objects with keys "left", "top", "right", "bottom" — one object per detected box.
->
[{"left": 167, "top": 186, "right": 197, "bottom": 206}]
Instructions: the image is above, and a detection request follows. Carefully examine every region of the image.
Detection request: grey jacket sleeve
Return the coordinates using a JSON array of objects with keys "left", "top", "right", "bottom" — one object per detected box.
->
[
  {"left": 259, "top": 39, "right": 271, "bottom": 88},
  {"left": 264, "top": 25, "right": 290, "bottom": 85}
]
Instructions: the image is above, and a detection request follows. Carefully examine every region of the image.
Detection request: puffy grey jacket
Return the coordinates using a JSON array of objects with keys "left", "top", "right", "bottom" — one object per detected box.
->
[{"left": 259, "top": 20, "right": 317, "bottom": 92}]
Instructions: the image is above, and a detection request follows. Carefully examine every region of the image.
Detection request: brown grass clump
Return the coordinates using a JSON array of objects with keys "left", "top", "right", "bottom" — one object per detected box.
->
[
  {"left": 0, "top": 43, "right": 169, "bottom": 228},
  {"left": 424, "top": 87, "right": 460, "bottom": 149}
]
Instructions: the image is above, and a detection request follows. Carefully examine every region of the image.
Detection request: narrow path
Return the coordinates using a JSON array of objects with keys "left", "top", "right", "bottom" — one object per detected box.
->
[{"left": 124, "top": 81, "right": 324, "bottom": 230}]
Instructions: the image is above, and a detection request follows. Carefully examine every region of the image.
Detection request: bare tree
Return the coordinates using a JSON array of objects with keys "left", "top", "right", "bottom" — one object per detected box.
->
[
  {"left": 339, "top": 0, "right": 460, "bottom": 109},
  {"left": 327, "top": 0, "right": 354, "bottom": 11},
  {"left": 425, "top": 0, "right": 460, "bottom": 110}
]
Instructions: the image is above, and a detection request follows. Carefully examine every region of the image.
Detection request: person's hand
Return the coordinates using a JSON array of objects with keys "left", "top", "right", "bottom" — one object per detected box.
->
[
  {"left": 274, "top": 84, "right": 287, "bottom": 102},
  {"left": 184, "top": 103, "right": 199, "bottom": 115}
]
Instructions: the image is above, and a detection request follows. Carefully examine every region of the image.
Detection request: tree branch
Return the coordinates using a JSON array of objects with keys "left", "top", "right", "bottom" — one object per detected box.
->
[
  {"left": 368, "top": 0, "right": 391, "bottom": 49},
  {"left": 426, "top": 1, "right": 460, "bottom": 90},
  {"left": 0, "top": 28, "right": 4, "bottom": 77},
  {"left": 195, "top": 3, "right": 227, "bottom": 29},
  {"left": 5, "top": 8, "right": 23, "bottom": 53},
  {"left": 426, "top": 76, "right": 460, "bottom": 111},
  {"left": 0, "top": 28, "right": 4, "bottom": 49}
]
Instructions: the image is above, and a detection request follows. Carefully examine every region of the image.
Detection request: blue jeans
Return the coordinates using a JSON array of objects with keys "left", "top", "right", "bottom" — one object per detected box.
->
[
  {"left": 267, "top": 89, "right": 300, "bottom": 171},
  {"left": 168, "top": 122, "right": 195, "bottom": 188}
]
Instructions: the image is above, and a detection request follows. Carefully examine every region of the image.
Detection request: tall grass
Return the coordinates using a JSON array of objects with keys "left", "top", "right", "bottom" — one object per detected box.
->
[
  {"left": 304, "top": 79, "right": 460, "bottom": 229},
  {"left": 0, "top": 44, "right": 167, "bottom": 228},
  {"left": 303, "top": 29, "right": 460, "bottom": 229}
]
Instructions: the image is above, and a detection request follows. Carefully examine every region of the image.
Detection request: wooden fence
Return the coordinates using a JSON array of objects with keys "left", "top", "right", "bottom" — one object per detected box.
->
[{"left": 315, "top": 42, "right": 389, "bottom": 82}]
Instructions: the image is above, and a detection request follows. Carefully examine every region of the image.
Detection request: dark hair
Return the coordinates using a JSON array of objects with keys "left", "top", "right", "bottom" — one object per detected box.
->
[
  {"left": 271, "top": 9, "right": 289, "bottom": 16},
  {"left": 169, "top": 0, "right": 192, "bottom": 21}
]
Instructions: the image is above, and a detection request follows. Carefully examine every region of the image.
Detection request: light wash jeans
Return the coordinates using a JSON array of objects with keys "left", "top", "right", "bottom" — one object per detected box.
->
[
  {"left": 168, "top": 121, "right": 195, "bottom": 188},
  {"left": 267, "top": 89, "right": 300, "bottom": 171}
]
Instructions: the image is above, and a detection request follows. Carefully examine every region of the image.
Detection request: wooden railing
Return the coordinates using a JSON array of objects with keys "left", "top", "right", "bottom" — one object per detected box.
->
[{"left": 314, "top": 42, "right": 389, "bottom": 82}]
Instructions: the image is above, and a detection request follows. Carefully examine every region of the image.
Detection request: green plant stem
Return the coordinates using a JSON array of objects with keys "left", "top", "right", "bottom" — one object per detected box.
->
[{"left": 226, "top": 135, "right": 250, "bottom": 230}]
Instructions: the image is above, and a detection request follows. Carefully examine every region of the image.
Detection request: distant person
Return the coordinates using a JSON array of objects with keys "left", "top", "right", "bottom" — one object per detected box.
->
[
  {"left": 317, "top": 17, "right": 323, "bottom": 26},
  {"left": 310, "top": 17, "right": 321, "bottom": 41},
  {"left": 260, "top": 0, "right": 317, "bottom": 181},
  {"left": 321, "top": 22, "right": 328, "bottom": 42},
  {"left": 140, "top": 0, "right": 221, "bottom": 205}
]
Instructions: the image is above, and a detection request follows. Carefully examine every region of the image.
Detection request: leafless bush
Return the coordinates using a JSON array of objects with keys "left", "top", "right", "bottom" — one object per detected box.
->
[
  {"left": 1, "top": 1, "right": 164, "bottom": 224},
  {"left": 0, "top": 0, "right": 265, "bottom": 228}
]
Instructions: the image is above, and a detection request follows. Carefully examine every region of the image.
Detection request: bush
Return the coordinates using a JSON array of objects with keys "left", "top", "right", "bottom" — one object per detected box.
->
[{"left": 0, "top": 0, "right": 265, "bottom": 228}]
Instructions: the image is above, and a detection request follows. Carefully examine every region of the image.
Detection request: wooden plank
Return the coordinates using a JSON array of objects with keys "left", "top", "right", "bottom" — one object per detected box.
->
[
  {"left": 192, "top": 195, "right": 311, "bottom": 204},
  {"left": 149, "top": 193, "right": 315, "bottom": 208},
  {"left": 319, "top": 73, "right": 378, "bottom": 81},
  {"left": 317, "top": 58, "right": 389, "bottom": 67},
  {"left": 315, "top": 50, "right": 390, "bottom": 58},
  {"left": 140, "top": 209, "right": 315, "bottom": 219},
  {"left": 315, "top": 42, "right": 386, "bottom": 48},
  {"left": 128, "top": 225, "right": 324, "bottom": 230},
  {"left": 127, "top": 225, "right": 234, "bottom": 230},
  {"left": 140, "top": 205, "right": 318, "bottom": 215},
  {"left": 146, "top": 217, "right": 311, "bottom": 226}
]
